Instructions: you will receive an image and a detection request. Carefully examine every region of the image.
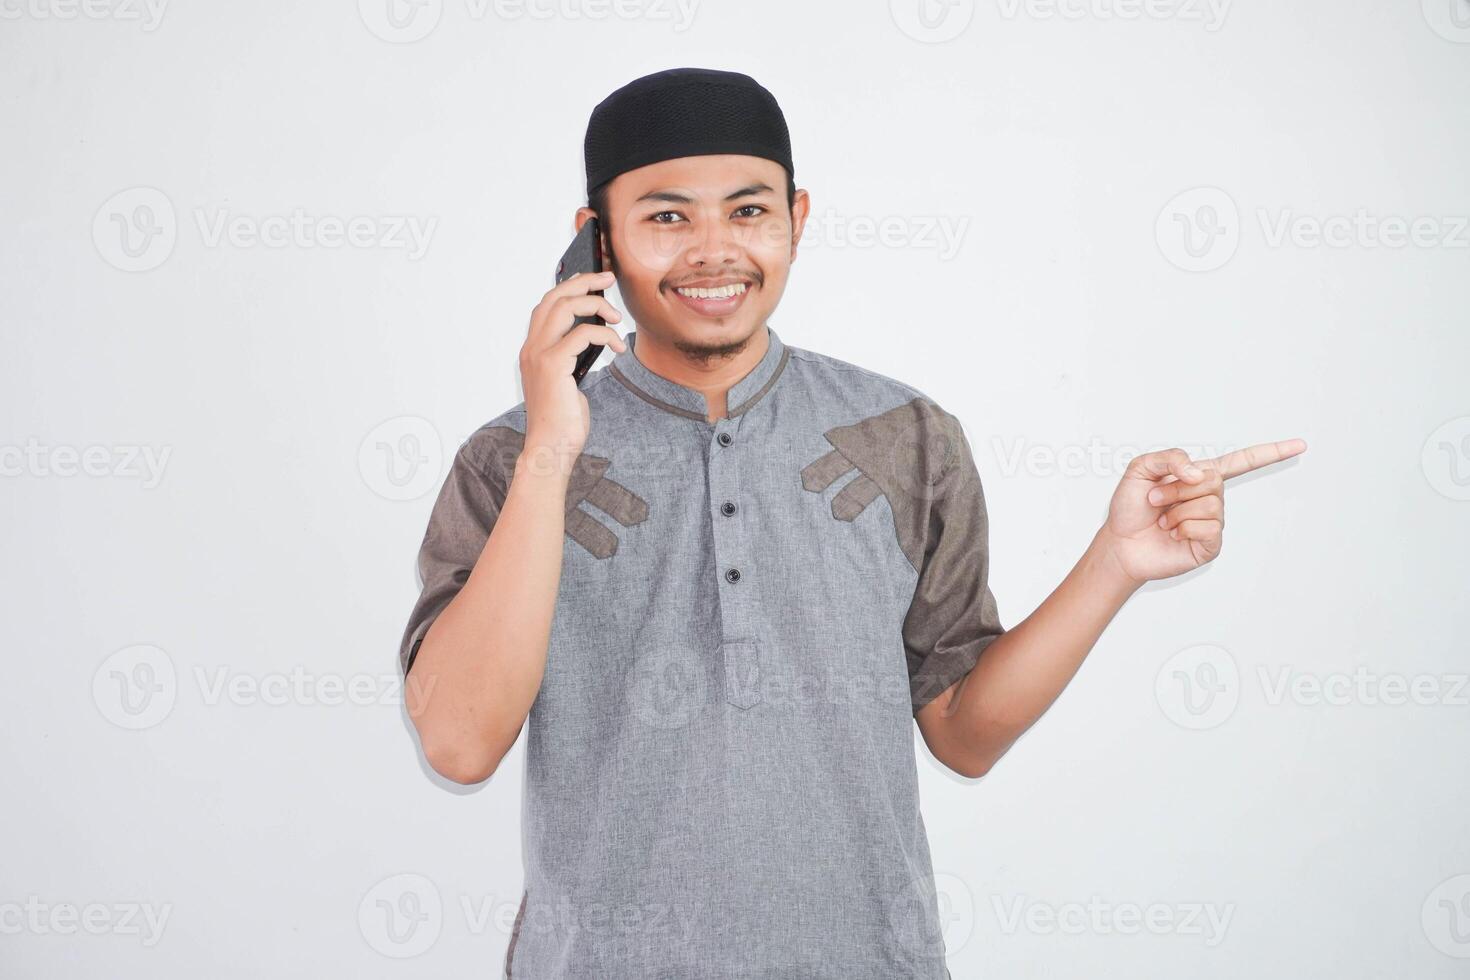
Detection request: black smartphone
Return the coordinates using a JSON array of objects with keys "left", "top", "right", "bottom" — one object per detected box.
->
[{"left": 554, "top": 216, "right": 607, "bottom": 385}]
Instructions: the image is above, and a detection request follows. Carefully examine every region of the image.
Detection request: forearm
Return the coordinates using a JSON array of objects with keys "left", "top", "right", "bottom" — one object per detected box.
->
[
  {"left": 929, "top": 526, "right": 1142, "bottom": 775},
  {"left": 406, "top": 446, "right": 571, "bottom": 783}
]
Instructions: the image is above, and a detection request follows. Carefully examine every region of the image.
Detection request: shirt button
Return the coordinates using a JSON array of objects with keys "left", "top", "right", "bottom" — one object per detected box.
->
[
  {"left": 724, "top": 567, "right": 742, "bottom": 584},
  {"left": 720, "top": 501, "right": 737, "bottom": 517},
  {"left": 717, "top": 432, "right": 733, "bottom": 447}
]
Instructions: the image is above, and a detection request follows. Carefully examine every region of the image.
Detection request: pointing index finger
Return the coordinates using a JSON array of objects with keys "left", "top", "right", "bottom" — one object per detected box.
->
[{"left": 1199, "top": 438, "right": 1308, "bottom": 480}]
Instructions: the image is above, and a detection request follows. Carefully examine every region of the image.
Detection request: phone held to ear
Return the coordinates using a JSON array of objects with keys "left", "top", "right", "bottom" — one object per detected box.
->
[{"left": 554, "top": 216, "right": 607, "bottom": 385}]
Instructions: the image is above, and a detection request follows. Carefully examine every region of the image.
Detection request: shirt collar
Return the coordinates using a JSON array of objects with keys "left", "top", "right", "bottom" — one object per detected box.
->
[{"left": 608, "top": 325, "right": 790, "bottom": 422}]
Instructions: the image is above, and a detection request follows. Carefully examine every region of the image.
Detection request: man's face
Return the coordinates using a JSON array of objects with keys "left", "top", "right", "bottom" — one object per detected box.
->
[{"left": 576, "top": 154, "right": 809, "bottom": 357}]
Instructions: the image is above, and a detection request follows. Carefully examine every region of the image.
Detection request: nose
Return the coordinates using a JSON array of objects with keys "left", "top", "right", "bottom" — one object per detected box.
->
[{"left": 683, "top": 214, "right": 740, "bottom": 267}]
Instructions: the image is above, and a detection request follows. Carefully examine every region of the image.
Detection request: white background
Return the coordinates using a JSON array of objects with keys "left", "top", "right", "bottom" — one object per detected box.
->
[{"left": 3, "top": 1, "right": 1469, "bottom": 977}]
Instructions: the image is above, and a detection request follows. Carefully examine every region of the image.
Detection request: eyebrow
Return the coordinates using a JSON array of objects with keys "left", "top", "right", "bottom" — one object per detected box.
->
[{"left": 635, "top": 183, "right": 776, "bottom": 205}]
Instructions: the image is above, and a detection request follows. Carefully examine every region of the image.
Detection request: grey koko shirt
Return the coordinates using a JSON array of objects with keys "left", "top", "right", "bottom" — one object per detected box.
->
[{"left": 399, "top": 325, "right": 1006, "bottom": 979}]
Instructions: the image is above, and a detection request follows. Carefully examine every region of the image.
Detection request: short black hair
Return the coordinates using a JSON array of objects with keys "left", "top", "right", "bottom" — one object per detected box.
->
[{"left": 587, "top": 171, "right": 797, "bottom": 268}]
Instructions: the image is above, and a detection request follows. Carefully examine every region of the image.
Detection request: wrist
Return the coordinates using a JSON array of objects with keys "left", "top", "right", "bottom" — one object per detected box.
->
[
  {"left": 1087, "top": 526, "right": 1147, "bottom": 598},
  {"left": 514, "top": 439, "right": 581, "bottom": 483}
]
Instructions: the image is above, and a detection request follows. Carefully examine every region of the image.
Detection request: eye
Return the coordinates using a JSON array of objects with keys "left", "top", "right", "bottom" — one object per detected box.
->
[
  {"left": 650, "top": 211, "right": 685, "bottom": 224},
  {"left": 733, "top": 204, "right": 766, "bottom": 219}
]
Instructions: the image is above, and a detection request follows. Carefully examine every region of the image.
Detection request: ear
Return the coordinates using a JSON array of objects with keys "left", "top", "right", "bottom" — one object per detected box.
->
[
  {"left": 788, "top": 187, "right": 811, "bottom": 262},
  {"left": 573, "top": 206, "right": 616, "bottom": 278}
]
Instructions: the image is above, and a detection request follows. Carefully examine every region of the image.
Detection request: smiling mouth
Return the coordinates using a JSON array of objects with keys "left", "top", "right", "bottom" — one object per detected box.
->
[
  {"left": 669, "top": 280, "right": 753, "bottom": 317},
  {"left": 673, "top": 282, "right": 748, "bottom": 299}
]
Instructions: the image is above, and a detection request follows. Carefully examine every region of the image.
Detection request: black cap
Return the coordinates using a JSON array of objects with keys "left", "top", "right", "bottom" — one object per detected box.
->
[{"left": 584, "top": 67, "right": 794, "bottom": 199}]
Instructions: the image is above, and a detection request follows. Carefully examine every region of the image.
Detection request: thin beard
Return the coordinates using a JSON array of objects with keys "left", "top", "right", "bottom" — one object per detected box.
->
[{"left": 670, "top": 332, "right": 751, "bottom": 365}]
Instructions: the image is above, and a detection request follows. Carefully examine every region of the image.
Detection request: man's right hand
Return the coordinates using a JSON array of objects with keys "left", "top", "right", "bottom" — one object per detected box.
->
[
  {"left": 408, "top": 271, "right": 625, "bottom": 783},
  {"left": 519, "top": 269, "right": 626, "bottom": 471}
]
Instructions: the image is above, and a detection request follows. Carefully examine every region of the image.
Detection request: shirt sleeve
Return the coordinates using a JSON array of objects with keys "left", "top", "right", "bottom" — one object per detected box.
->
[
  {"left": 397, "top": 428, "right": 518, "bottom": 677},
  {"left": 901, "top": 403, "right": 1006, "bottom": 714}
]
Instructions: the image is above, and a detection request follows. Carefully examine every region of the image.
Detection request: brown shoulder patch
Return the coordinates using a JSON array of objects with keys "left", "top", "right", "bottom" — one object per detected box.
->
[
  {"left": 799, "top": 397, "right": 970, "bottom": 571},
  {"left": 475, "top": 426, "right": 649, "bottom": 559}
]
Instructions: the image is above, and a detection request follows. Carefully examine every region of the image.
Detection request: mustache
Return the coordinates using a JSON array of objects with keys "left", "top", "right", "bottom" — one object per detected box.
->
[{"left": 663, "top": 270, "right": 763, "bottom": 290}]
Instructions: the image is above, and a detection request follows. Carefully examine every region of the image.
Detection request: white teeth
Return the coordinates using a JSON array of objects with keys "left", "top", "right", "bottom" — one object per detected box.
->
[{"left": 676, "top": 283, "right": 747, "bottom": 300}]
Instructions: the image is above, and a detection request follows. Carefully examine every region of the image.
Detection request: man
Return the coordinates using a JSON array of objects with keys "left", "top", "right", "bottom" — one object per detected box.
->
[{"left": 399, "top": 67, "right": 1305, "bottom": 979}]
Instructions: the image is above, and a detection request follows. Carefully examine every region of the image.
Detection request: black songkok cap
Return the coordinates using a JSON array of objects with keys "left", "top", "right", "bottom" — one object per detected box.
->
[{"left": 583, "top": 67, "right": 794, "bottom": 199}]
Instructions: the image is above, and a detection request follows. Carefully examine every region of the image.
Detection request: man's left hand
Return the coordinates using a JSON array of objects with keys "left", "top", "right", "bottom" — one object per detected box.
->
[{"left": 1101, "top": 438, "right": 1308, "bottom": 585}]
